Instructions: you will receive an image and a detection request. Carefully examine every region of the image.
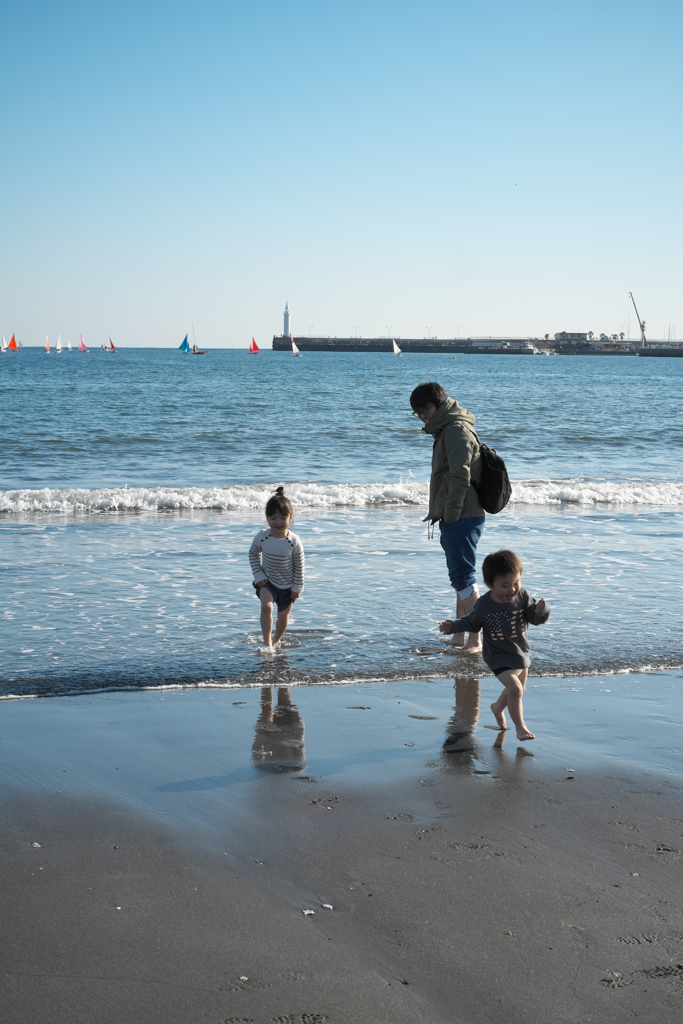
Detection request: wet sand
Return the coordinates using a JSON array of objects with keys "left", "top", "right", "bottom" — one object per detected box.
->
[{"left": 2, "top": 675, "right": 683, "bottom": 1023}]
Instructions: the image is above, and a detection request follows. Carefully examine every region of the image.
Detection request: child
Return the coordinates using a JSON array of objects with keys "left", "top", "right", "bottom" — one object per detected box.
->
[
  {"left": 439, "top": 549, "right": 549, "bottom": 741},
  {"left": 249, "top": 486, "right": 305, "bottom": 649}
]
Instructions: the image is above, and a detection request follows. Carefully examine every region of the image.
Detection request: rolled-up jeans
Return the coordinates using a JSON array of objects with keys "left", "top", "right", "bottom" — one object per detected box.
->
[{"left": 439, "top": 516, "right": 486, "bottom": 593}]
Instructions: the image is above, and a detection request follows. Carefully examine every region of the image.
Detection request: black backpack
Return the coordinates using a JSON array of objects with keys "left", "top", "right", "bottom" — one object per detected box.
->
[{"left": 472, "top": 431, "right": 512, "bottom": 514}]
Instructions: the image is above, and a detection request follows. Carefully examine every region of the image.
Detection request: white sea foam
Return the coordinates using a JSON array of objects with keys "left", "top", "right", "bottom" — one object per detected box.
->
[{"left": 1, "top": 477, "right": 682, "bottom": 514}]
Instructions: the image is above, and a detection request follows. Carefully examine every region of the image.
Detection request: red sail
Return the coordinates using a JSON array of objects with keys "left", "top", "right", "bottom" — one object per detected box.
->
[
  {"left": 7, "top": 334, "right": 17, "bottom": 351},
  {"left": 249, "top": 337, "right": 260, "bottom": 353}
]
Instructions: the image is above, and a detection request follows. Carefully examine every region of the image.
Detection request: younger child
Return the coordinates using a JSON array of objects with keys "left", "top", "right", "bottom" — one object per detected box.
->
[
  {"left": 439, "top": 549, "right": 550, "bottom": 740},
  {"left": 249, "top": 486, "right": 305, "bottom": 649}
]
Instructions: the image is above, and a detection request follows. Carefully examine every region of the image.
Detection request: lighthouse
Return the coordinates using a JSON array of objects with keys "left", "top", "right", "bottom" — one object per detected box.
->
[{"left": 283, "top": 302, "right": 291, "bottom": 338}]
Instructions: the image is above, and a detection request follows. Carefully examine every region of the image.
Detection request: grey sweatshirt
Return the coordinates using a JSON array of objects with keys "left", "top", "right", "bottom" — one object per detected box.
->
[{"left": 443, "top": 588, "right": 550, "bottom": 672}]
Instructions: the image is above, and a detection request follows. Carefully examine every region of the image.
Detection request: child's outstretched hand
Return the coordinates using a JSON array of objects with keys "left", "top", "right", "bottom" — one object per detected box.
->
[{"left": 439, "top": 620, "right": 454, "bottom": 634}]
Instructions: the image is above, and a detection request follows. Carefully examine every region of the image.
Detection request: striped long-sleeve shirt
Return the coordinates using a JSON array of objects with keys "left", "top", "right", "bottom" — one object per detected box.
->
[{"left": 248, "top": 529, "right": 305, "bottom": 593}]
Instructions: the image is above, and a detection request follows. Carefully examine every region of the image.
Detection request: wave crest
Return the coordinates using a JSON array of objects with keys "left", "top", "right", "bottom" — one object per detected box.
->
[{"left": 1, "top": 478, "right": 682, "bottom": 514}]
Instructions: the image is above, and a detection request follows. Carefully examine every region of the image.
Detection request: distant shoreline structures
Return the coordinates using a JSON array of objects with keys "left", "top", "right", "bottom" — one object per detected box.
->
[
  {"left": 272, "top": 303, "right": 682, "bottom": 356},
  {"left": 272, "top": 335, "right": 683, "bottom": 356}
]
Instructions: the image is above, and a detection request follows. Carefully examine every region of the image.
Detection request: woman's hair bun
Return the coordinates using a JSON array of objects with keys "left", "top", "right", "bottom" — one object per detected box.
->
[{"left": 274, "top": 485, "right": 286, "bottom": 496}]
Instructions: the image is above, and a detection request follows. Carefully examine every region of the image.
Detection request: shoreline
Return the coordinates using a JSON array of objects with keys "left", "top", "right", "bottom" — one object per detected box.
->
[{"left": 2, "top": 677, "right": 682, "bottom": 1022}]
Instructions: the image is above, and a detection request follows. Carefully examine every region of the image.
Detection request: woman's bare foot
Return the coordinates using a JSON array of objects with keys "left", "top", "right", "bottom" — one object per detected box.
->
[
  {"left": 440, "top": 634, "right": 464, "bottom": 646},
  {"left": 490, "top": 703, "right": 508, "bottom": 730},
  {"left": 462, "top": 640, "right": 482, "bottom": 653},
  {"left": 516, "top": 726, "right": 535, "bottom": 741}
]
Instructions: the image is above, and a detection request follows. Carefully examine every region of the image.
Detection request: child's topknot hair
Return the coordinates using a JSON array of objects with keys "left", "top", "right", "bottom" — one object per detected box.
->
[
  {"left": 482, "top": 549, "right": 523, "bottom": 587},
  {"left": 265, "top": 485, "right": 293, "bottom": 519}
]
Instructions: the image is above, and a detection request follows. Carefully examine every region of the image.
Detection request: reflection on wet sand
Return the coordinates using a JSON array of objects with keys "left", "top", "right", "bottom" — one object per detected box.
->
[
  {"left": 251, "top": 686, "right": 306, "bottom": 773},
  {"left": 440, "top": 677, "right": 536, "bottom": 781},
  {"left": 441, "top": 677, "right": 480, "bottom": 768}
]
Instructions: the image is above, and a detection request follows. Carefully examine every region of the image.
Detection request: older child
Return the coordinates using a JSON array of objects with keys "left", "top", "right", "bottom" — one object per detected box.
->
[
  {"left": 439, "top": 549, "right": 549, "bottom": 740},
  {"left": 249, "top": 487, "right": 305, "bottom": 649}
]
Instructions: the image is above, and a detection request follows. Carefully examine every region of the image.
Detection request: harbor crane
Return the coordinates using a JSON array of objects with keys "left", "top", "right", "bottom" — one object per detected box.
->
[{"left": 628, "top": 292, "right": 647, "bottom": 349}]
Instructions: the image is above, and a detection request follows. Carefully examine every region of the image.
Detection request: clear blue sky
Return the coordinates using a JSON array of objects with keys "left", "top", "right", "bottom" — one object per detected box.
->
[{"left": 2, "top": 0, "right": 681, "bottom": 346}]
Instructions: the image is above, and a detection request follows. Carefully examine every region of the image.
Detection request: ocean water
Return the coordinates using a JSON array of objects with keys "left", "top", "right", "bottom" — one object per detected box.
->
[{"left": 1, "top": 347, "right": 682, "bottom": 697}]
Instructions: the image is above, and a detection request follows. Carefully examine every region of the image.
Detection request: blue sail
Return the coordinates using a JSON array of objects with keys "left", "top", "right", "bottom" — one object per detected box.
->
[{"left": 179, "top": 335, "right": 190, "bottom": 352}]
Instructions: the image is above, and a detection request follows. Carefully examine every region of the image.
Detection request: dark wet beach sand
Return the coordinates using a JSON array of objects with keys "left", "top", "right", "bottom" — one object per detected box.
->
[{"left": 2, "top": 675, "right": 683, "bottom": 1023}]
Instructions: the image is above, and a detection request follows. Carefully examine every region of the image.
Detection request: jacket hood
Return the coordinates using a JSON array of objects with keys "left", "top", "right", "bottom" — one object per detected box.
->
[{"left": 423, "top": 397, "right": 477, "bottom": 439}]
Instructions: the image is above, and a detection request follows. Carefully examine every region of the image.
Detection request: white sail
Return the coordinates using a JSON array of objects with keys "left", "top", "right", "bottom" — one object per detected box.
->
[
  {"left": 1, "top": 335, "right": 7, "bottom": 352},
  {"left": 66, "top": 340, "right": 72, "bottom": 351},
  {"left": 55, "top": 335, "right": 62, "bottom": 353},
  {"left": 292, "top": 339, "right": 302, "bottom": 356},
  {"left": 392, "top": 339, "right": 402, "bottom": 355}
]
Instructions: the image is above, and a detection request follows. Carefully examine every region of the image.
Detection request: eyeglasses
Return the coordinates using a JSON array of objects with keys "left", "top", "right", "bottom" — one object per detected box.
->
[{"left": 412, "top": 405, "right": 434, "bottom": 418}]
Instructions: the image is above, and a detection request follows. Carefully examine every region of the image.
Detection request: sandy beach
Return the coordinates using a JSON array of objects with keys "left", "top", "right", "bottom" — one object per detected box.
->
[{"left": 2, "top": 675, "right": 682, "bottom": 1023}]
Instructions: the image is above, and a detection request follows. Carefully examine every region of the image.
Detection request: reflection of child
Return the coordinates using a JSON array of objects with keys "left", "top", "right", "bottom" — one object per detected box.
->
[
  {"left": 248, "top": 486, "right": 305, "bottom": 649},
  {"left": 439, "top": 550, "right": 550, "bottom": 741},
  {"left": 251, "top": 686, "right": 306, "bottom": 772}
]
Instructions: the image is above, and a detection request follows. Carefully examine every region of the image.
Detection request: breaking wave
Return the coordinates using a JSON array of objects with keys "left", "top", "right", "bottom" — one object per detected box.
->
[{"left": 1, "top": 477, "right": 682, "bottom": 514}]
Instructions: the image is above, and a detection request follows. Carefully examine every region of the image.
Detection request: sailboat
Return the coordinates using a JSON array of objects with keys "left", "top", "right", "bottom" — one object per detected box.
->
[
  {"left": 79, "top": 335, "right": 88, "bottom": 353},
  {"left": 109, "top": 338, "right": 117, "bottom": 352},
  {"left": 291, "top": 338, "right": 302, "bottom": 357},
  {"left": 191, "top": 323, "right": 207, "bottom": 354},
  {"left": 249, "top": 337, "right": 260, "bottom": 354},
  {"left": 55, "top": 336, "right": 62, "bottom": 353},
  {"left": 392, "top": 339, "right": 402, "bottom": 357},
  {"left": 45, "top": 336, "right": 50, "bottom": 353},
  {"left": 1, "top": 335, "right": 7, "bottom": 353},
  {"left": 8, "top": 334, "right": 17, "bottom": 351},
  {"left": 66, "top": 340, "right": 72, "bottom": 351},
  {"left": 179, "top": 335, "right": 191, "bottom": 353}
]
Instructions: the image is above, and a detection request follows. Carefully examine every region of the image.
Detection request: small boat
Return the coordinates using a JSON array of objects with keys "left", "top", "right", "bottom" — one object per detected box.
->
[
  {"left": 0, "top": 335, "right": 6, "bottom": 353},
  {"left": 392, "top": 339, "right": 402, "bottom": 357},
  {"left": 55, "top": 336, "right": 62, "bottom": 353},
  {"left": 292, "top": 339, "right": 302, "bottom": 357},
  {"left": 45, "top": 336, "right": 50, "bottom": 353},
  {"left": 8, "top": 334, "right": 17, "bottom": 351},
  {"left": 66, "top": 340, "right": 72, "bottom": 351},
  {"left": 79, "top": 335, "right": 88, "bottom": 353},
  {"left": 249, "top": 337, "right": 260, "bottom": 354},
  {"left": 190, "top": 323, "right": 207, "bottom": 354},
  {"left": 179, "top": 335, "right": 191, "bottom": 353}
]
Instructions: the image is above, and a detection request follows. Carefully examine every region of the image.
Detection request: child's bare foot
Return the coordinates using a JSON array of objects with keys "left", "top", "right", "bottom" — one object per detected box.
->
[
  {"left": 490, "top": 703, "right": 508, "bottom": 730},
  {"left": 516, "top": 726, "right": 535, "bottom": 741}
]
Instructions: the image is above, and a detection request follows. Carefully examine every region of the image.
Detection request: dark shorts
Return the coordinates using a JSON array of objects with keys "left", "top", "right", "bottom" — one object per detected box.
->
[
  {"left": 253, "top": 580, "right": 293, "bottom": 613},
  {"left": 493, "top": 666, "right": 514, "bottom": 677}
]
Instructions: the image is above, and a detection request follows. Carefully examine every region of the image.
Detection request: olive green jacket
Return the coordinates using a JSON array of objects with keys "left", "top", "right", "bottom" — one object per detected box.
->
[{"left": 424, "top": 397, "right": 484, "bottom": 523}]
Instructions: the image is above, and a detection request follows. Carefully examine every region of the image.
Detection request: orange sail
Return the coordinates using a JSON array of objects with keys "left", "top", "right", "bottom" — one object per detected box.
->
[
  {"left": 45, "top": 336, "right": 50, "bottom": 353},
  {"left": 7, "top": 334, "right": 17, "bottom": 351},
  {"left": 249, "top": 337, "right": 260, "bottom": 354}
]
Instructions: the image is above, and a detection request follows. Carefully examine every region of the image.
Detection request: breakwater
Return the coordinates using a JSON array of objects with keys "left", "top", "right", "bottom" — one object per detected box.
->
[{"left": 271, "top": 336, "right": 649, "bottom": 355}]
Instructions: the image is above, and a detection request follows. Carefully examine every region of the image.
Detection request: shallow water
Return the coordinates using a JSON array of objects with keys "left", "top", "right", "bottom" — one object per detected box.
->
[
  {"left": 1, "top": 505, "right": 681, "bottom": 697},
  {"left": 1, "top": 348, "right": 682, "bottom": 698}
]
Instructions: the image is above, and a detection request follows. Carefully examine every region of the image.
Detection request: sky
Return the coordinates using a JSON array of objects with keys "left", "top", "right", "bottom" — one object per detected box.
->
[{"left": 1, "top": 0, "right": 682, "bottom": 346}]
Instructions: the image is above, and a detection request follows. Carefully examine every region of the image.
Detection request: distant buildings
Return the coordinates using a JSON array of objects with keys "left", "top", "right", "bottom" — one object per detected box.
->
[{"left": 554, "top": 332, "right": 589, "bottom": 342}]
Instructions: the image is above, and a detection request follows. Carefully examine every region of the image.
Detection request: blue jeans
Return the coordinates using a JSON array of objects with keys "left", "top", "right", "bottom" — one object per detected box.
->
[{"left": 439, "top": 516, "right": 485, "bottom": 593}]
